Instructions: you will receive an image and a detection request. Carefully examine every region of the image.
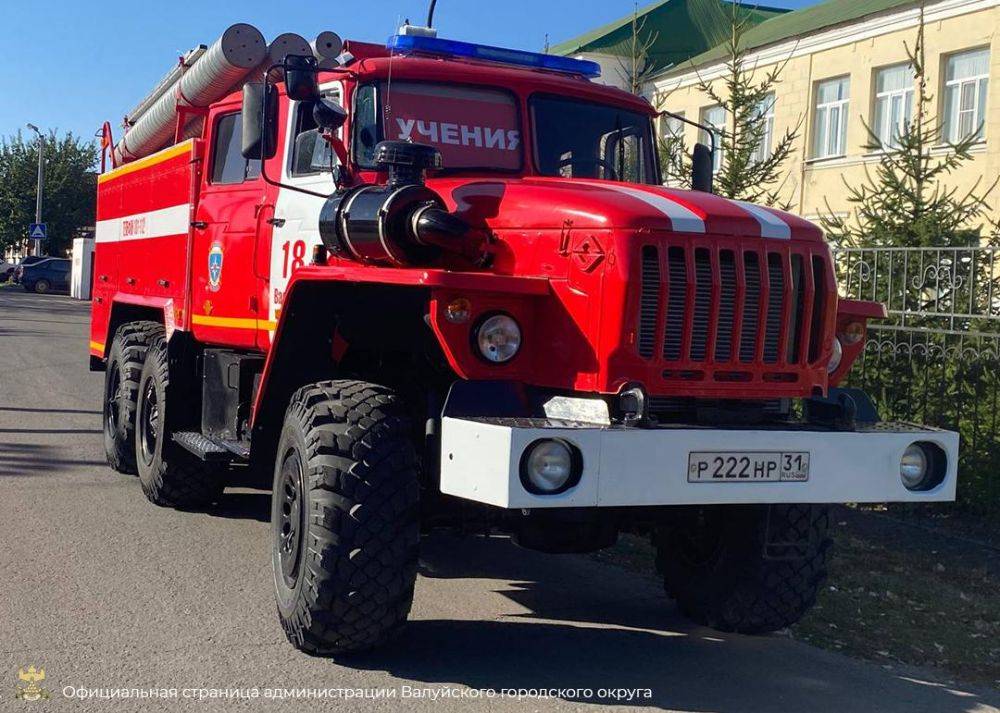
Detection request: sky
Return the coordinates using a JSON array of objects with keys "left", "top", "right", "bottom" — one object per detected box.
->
[{"left": 0, "top": 0, "right": 813, "bottom": 143}]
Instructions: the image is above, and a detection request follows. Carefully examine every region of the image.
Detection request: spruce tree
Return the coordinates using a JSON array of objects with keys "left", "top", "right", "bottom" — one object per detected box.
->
[{"left": 659, "top": 1, "right": 800, "bottom": 208}]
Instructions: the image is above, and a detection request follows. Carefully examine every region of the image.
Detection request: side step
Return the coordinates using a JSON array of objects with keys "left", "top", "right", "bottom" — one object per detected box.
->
[{"left": 173, "top": 432, "right": 249, "bottom": 463}]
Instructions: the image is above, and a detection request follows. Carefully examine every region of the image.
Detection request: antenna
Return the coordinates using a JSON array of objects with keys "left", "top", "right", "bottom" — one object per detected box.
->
[
  {"left": 385, "top": 15, "right": 400, "bottom": 135},
  {"left": 427, "top": 0, "right": 437, "bottom": 27}
]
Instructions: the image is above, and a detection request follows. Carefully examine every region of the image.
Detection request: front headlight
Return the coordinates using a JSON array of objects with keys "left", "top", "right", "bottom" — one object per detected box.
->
[
  {"left": 519, "top": 438, "right": 582, "bottom": 494},
  {"left": 827, "top": 337, "right": 843, "bottom": 374},
  {"left": 899, "top": 441, "right": 946, "bottom": 492},
  {"left": 899, "top": 443, "right": 928, "bottom": 490},
  {"left": 475, "top": 314, "right": 521, "bottom": 363}
]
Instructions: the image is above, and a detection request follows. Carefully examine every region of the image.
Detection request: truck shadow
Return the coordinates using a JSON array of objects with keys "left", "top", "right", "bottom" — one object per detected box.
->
[
  {"left": 208, "top": 489, "right": 271, "bottom": 522},
  {"left": 0, "top": 442, "right": 107, "bottom": 475},
  {"left": 197, "top": 495, "right": 997, "bottom": 711},
  {"left": 338, "top": 533, "right": 999, "bottom": 713}
]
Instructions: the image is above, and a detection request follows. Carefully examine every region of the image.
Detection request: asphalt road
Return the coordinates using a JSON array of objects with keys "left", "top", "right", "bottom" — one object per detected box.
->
[{"left": 1, "top": 287, "right": 997, "bottom": 712}]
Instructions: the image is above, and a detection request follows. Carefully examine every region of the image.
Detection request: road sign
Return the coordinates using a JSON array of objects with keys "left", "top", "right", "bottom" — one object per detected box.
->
[{"left": 28, "top": 223, "right": 47, "bottom": 240}]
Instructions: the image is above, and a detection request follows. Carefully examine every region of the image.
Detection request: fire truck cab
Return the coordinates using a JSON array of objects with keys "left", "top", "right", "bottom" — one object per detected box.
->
[{"left": 91, "top": 26, "right": 959, "bottom": 655}]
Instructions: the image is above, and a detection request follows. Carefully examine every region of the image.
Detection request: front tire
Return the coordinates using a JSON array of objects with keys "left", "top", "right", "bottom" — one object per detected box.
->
[
  {"left": 103, "top": 321, "right": 162, "bottom": 474},
  {"left": 272, "top": 380, "right": 420, "bottom": 655},
  {"left": 33, "top": 279, "right": 50, "bottom": 294},
  {"left": 135, "top": 335, "right": 223, "bottom": 508},
  {"left": 654, "top": 504, "right": 830, "bottom": 634}
]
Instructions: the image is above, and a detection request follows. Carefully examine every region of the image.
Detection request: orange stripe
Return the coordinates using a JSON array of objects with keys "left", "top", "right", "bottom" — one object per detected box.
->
[{"left": 192, "top": 314, "right": 277, "bottom": 331}]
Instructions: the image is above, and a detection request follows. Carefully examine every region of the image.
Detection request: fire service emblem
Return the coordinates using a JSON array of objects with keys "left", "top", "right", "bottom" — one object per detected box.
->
[{"left": 208, "top": 243, "right": 224, "bottom": 292}]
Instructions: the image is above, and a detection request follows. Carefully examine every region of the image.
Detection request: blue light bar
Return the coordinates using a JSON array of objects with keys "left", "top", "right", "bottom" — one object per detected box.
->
[{"left": 387, "top": 34, "right": 602, "bottom": 78}]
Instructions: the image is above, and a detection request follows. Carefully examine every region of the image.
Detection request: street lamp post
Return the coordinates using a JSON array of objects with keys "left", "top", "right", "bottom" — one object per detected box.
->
[{"left": 26, "top": 123, "right": 44, "bottom": 256}]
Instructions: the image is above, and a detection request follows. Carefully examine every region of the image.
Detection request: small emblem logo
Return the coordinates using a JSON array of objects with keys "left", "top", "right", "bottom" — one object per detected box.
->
[
  {"left": 15, "top": 666, "right": 50, "bottom": 701},
  {"left": 208, "top": 244, "right": 224, "bottom": 292}
]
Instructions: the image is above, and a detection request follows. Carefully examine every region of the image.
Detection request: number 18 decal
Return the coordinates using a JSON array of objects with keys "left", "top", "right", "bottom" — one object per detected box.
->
[{"left": 281, "top": 239, "right": 307, "bottom": 278}]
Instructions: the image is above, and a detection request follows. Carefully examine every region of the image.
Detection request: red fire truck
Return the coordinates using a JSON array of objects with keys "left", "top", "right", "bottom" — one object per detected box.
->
[{"left": 91, "top": 21, "right": 958, "bottom": 655}]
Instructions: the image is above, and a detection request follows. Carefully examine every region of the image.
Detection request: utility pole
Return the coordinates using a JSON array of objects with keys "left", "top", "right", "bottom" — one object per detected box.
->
[{"left": 26, "top": 124, "right": 44, "bottom": 256}]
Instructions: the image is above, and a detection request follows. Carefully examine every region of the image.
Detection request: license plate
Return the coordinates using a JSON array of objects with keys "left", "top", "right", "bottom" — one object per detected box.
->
[{"left": 687, "top": 451, "right": 810, "bottom": 482}]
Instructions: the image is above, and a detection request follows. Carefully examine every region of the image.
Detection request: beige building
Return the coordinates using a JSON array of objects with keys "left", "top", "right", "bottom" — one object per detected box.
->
[
  {"left": 562, "top": 0, "right": 1000, "bottom": 227},
  {"left": 652, "top": 0, "right": 1000, "bottom": 224}
]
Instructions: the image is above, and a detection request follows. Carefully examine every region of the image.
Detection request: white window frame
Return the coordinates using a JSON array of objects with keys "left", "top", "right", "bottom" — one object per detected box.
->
[
  {"left": 752, "top": 93, "right": 776, "bottom": 163},
  {"left": 942, "top": 48, "right": 989, "bottom": 143},
  {"left": 873, "top": 63, "right": 914, "bottom": 149},
  {"left": 812, "top": 76, "right": 850, "bottom": 159},
  {"left": 699, "top": 105, "right": 726, "bottom": 172},
  {"left": 660, "top": 112, "right": 685, "bottom": 141}
]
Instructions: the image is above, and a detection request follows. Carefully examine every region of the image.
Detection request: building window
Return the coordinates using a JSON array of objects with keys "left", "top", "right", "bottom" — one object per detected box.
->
[
  {"left": 943, "top": 48, "right": 989, "bottom": 143},
  {"left": 813, "top": 77, "right": 850, "bottom": 158},
  {"left": 873, "top": 64, "right": 914, "bottom": 149},
  {"left": 752, "top": 93, "right": 776, "bottom": 162},
  {"left": 660, "top": 112, "right": 685, "bottom": 141},
  {"left": 699, "top": 105, "right": 726, "bottom": 171}
]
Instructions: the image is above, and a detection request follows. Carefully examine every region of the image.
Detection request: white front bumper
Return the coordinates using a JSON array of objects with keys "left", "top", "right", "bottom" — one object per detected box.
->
[{"left": 439, "top": 417, "right": 958, "bottom": 509}]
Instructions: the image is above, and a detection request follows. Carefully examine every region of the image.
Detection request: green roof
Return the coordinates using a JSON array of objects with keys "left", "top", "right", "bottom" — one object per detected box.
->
[
  {"left": 551, "top": 0, "right": 788, "bottom": 75},
  {"left": 662, "top": 0, "right": 921, "bottom": 77}
]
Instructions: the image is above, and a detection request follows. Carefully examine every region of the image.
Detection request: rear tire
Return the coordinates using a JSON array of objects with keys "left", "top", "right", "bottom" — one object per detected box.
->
[
  {"left": 654, "top": 504, "right": 830, "bottom": 634},
  {"left": 135, "top": 334, "right": 224, "bottom": 508},
  {"left": 33, "top": 279, "right": 50, "bottom": 294},
  {"left": 103, "top": 321, "right": 162, "bottom": 474},
  {"left": 272, "top": 380, "right": 420, "bottom": 655}
]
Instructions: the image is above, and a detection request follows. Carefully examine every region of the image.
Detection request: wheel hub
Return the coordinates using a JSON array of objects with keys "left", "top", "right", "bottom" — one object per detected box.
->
[
  {"left": 277, "top": 452, "right": 305, "bottom": 588},
  {"left": 138, "top": 379, "right": 159, "bottom": 465},
  {"left": 106, "top": 362, "right": 122, "bottom": 433}
]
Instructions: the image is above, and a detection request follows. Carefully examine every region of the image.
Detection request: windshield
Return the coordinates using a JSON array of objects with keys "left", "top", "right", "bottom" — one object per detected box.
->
[
  {"left": 531, "top": 95, "right": 658, "bottom": 184},
  {"left": 354, "top": 81, "right": 522, "bottom": 171}
]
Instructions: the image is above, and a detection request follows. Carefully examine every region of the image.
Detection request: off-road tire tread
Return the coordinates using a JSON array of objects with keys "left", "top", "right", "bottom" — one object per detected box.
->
[
  {"left": 104, "top": 321, "right": 163, "bottom": 474},
  {"left": 655, "top": 504, "right": 831, "bottom": 634},
  {"left": 136, "top": 335, "right": 223, "bottom": 508},
  {"left": 277, "top": 379, "right": 420, "bottom": 656}
]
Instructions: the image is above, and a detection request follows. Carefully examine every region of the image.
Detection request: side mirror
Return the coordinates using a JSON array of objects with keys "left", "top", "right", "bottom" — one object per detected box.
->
[
  {"left": 292, "top": 129, "right": 335, "bottom": 174},
  {"left": 313, "top": 97, "right": 347, "bottom": 132},
  {"left": 691, "top": 142, "right": 714, "bottom": 193},
  {"left": 284, "top": 55, "right": 320, "bottom": 102},
  {"left": 242, "top": 83, "right": 278, "bottom": 160}
]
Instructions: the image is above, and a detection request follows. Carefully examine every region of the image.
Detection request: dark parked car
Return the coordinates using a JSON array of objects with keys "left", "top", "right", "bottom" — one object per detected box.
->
[
  {"left": 21, "top": 258, "right": 71, "bottom": 294},
  {"left": 12, "top": 255, "right": 50, "bottom": 284}
]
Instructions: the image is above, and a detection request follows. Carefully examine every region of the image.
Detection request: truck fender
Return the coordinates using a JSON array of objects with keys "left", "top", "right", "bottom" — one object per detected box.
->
[
  {"left": 101, "top": 297, "right": 172, "bottom": 360},
  {"left": 248, "top": 278, "right": 431, "bottom": 466}
]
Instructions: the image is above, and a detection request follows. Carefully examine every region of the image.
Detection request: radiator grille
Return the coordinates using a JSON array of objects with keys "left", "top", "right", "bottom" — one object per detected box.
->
[
  {"left": 636, "top": 242, "right": 829, "bottom": 380},
  {"left": 809, "top": 256, "right": 828, "bottom": 363},
  {"left": 715, "top": 250, "right": 737, "bottom": 362},
  {"left": 740, "top": 252, "right": 761, "bottom": 363},
  {"left": 690, "top": 249, "right": 713, "bottom": 361},
  {"left": 663, "top": 247, "right": 687, "bottom": 361},
  {"left": 637, "top": 246, "right": 661, "bottom": 358},
  {"left": 764, "top": 254, "right": 785, "bottom": 363}
]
